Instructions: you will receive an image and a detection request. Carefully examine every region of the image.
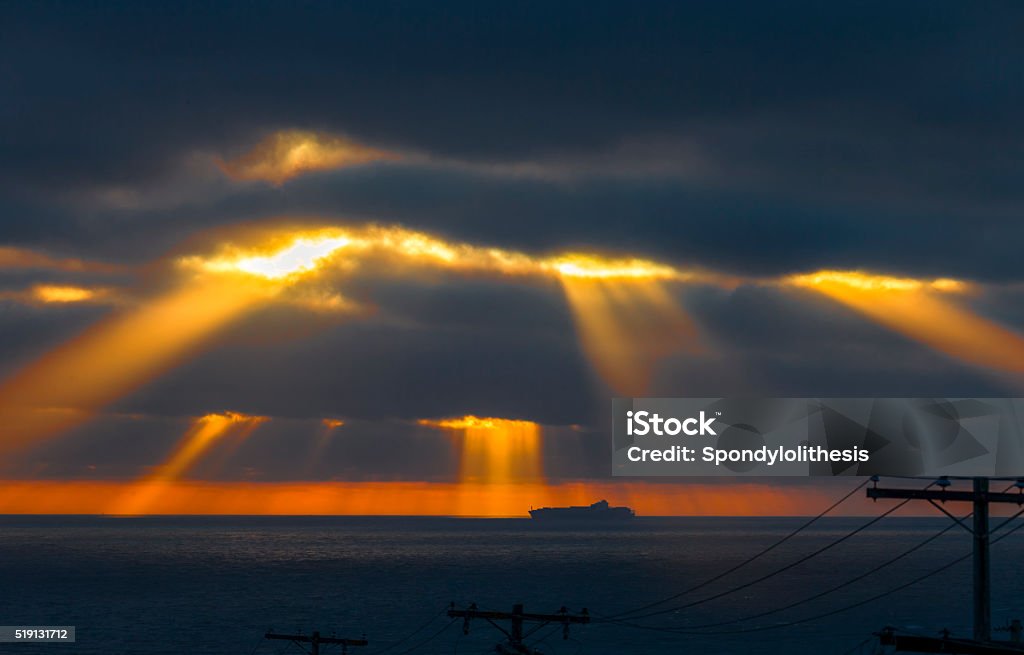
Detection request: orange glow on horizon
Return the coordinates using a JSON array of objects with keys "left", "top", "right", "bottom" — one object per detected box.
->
[
  {"left": 0, "top": 480, "right": 850, "bottom": 517},
  {"left": 790, "top": 270, "right": 1024, "bottom": 373}
]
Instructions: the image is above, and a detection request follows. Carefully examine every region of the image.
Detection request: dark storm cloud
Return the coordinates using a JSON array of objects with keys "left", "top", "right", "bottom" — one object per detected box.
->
[{"left": 1, "top": 1, "right": 1023, "bottom": 280}]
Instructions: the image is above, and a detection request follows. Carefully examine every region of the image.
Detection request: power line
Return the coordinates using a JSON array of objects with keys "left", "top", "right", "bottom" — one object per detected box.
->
[
  {"left": 605, "top": 477, "right": 870, "bottom": 621},
  {"left": 673, "top": 508, "right": 969, "bottom": 631},
  {"left": 390, "top": 618, "right": 459, "bottom": 655},
  {"left": 368, "top": 608, "right": 448, "bottom": 655},
  {"left": 527, "top": 624, "right": 563, "bottom": 649},
  {"left": 840, "top": 634, "right": 875, "bottom": 655},
  {"left": 613, "top": 507, "right": 1024, "bottom": 637},
  {"left": 603, "top": 483, "right": 919, "bottom": 624}
]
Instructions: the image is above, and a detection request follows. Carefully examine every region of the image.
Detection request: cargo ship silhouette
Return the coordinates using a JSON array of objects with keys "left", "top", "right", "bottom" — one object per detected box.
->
[{"left": 528, "top": 499, "right": 635, "bottom": 520}]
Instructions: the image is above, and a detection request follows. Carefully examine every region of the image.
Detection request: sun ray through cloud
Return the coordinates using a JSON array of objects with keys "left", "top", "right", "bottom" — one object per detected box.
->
[
  {"left": 418, "top": 416, "right": 544, "bottom": 485},
  {"left": 418, "top": 415, "right": 546, "bottom": 517},
  {"left": 111, "top": 411, "right": 269, "bottom": 515},
  {"left": 0, "top": 279, "right": 274, "bottom": 455},
  {"left": 558, "top": 277, "right": 700, "bottom": 396},
  {"left": 304, "top": 418, "right": 346, "bottom": 475},
  {"left": 787, "top": 270, "right": 1024, "bottom": 373}
]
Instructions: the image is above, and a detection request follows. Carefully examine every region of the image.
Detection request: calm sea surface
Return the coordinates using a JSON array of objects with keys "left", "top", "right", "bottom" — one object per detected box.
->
[{"left": 1, "top": 516, "right": 1022, "bottom": 654}]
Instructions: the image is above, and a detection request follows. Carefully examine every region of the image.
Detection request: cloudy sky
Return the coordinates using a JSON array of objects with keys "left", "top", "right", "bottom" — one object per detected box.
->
[{"left": 1, "top": 1, "right": 1022, "bottom": 515}]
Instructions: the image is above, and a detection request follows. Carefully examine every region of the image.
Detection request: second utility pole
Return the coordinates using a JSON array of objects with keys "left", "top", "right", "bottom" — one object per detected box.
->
[{"left": 868, "top": 476, "right": 1024, "bottom": 643}]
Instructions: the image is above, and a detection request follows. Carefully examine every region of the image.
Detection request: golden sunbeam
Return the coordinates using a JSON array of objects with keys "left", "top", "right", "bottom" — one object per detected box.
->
[
  {"left": 789, "top": 270, "right": 1024, "bottom": 373},
  {"left": 218, "top": 130, "right": 401, "bottom": 185},
  {"left": 560, "top": 278, "right": 699, "bottom": 396},
  {"left": 303, "top": 418, "right": 346, "bottom": 474},
  {"left": 112, "top": 411, "right": 269, "bottom": 515},
  {"left": 191, "top": 413, "right": 271, "bottom": 479},
  {"left": 151, "top": 411, "right": 269, "bottom": 482},
  {"left": 0, "top": 278, "right": 274, "bottom": 455},
  {"left": 419, "top": 416, "right": 544, "bottom": 487}
]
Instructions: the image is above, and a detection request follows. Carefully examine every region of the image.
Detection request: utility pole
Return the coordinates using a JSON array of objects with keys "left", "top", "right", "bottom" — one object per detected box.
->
[
  {"left": 867, "top": 476, "right": 1024, "bottom": 645},
  {"left": 448, "top": 603, "right": 590, "bottom": 655},
  {"left": 265, "top": 630, "right": 368, "bottom": 655}
]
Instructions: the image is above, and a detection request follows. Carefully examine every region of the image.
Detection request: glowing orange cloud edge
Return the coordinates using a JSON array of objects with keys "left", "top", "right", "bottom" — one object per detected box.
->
[
  {"left": 217, "top": 130, "right": 401, "bottom": 185},
  {"left": 0, "top": 284, "right": 119, "bottom": 306},
  {"left": 179, "top": 225, "right": 715, "bottom": 284}
]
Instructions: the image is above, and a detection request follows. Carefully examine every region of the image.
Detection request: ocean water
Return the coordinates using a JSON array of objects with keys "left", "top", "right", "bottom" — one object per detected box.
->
[{"left": 1, "top": 516, "right": 1022, "bottom": 654}]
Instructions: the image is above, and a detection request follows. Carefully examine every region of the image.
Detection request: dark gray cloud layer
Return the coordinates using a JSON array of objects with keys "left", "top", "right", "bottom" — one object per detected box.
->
[{"left": 1, "top": 1, "right": 1023, "bottom": 280}]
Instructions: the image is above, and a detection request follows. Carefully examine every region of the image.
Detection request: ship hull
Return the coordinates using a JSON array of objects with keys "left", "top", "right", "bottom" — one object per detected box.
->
[{"left": 528, "top": 508, "right": 634, "bottom": 520}]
